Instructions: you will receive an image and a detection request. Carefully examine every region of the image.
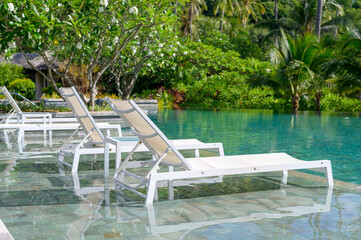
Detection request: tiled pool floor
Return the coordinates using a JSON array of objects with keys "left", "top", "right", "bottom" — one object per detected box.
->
[{"left": 0, "top": 131, "right": 360, "bottom": 239}]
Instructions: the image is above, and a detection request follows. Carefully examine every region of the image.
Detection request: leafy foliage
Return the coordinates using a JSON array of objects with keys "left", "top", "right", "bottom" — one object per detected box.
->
[
  {"left": 0, "top": 62, "right": 25, "bottom": 87},
  {"left": 8, "top": 78, "right": 35, "bottom": 100}
]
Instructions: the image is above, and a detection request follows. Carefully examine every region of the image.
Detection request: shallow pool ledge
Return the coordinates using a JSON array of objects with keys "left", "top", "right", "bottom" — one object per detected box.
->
[{"left": 0, "top": 219, "right": 14, "bottom": 240}]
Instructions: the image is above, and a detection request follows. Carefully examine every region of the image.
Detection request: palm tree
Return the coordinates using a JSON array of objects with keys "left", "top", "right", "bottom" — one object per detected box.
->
[
  {"left": 315, "top": 0, "right": 344, "bottom": 37},
  {"left": 307, "top": 49, "right": 333, "bottom": 110},
  {"left": 315, "top": 0, "right": 323, "bottom": 38},
  {"left": 326, "top": 28, "right": 361, "bottom": 95},
  {"left": 267, "top": 30, "right": 321, "bottom": 111},
  {"left": 185, "top": 0, "right": 208, "bottom": 38},
  {"left": 291, "top": 0, "right": 343, "bottom": 35},
  {"left": 214, "top": 0, "right": 240, "bottom": 32},
  {"left": 237, "top": 0, "right": 265, "bottom": 28}
]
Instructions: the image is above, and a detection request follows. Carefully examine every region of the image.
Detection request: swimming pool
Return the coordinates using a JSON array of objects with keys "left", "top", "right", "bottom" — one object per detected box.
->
[
  {"left": 0, "top": 109, "right": 360, "bottom": 239},
  {"left": 150, "top": 109, "right": 361, "bottom": 185}
]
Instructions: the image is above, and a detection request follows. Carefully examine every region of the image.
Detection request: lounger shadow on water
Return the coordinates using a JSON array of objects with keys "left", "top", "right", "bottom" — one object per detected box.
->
[{"left": 105, "top": 98, "right": 334, "bottom": 206}]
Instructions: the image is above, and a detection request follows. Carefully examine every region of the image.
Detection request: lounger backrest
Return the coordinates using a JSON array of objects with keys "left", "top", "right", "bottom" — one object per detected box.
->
[
  {"left": 60, "top": 87, "right": 104, "bottom": 144},
  {"left": 105, "top": 98, "right": 192, "bottom": 170},
  {"left": 0, "top": 86, "right": 22, "bottom": 114}
]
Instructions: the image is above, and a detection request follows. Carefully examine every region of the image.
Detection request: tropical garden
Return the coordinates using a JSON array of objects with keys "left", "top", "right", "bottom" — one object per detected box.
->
[{"left": 0, "top": 0, "right": 360, "bottom": 112}]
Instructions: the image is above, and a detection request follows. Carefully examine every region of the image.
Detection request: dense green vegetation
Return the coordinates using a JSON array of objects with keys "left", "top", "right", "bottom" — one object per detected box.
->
[{"left": 1, "top": 0, "right": 360, "bottom": 112}]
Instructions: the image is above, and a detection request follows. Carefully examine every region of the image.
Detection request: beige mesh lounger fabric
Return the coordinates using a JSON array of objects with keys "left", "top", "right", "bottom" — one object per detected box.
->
[
  {"left": 0, "top": 86, "right": 77, "bottom": 124},
  {"left": 59, "top": 87, "right": 223, "bottom": 173},
  {"left": 58, "top": 87, "right": 122, "bottom": 173},
  {"left": 105, "top": 98, "right": 334, "bottom": 206}
]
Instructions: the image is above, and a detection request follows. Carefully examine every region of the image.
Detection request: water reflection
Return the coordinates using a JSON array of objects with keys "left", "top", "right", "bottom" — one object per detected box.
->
[{"left": 103, "top": 186, "right": 333, "bottom": 238}]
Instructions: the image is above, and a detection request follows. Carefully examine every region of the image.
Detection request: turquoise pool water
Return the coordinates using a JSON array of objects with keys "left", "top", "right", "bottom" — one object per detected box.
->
[{"left": 149, "top": 109, "right": 361, "bottom": 185}]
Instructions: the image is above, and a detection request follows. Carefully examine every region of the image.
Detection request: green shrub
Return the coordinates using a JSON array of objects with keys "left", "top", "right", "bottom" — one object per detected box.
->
[
  {"left": 181, "top": 71, "right": 280, "bottom": 109},
  {"left": 0, "top": 62, "right": 26, "bottom": 87},
  {"left": 41, "top": 83, "right": 62, "bottom": 97},
  {"left": 8, "top": 78, "right": 35, "bottom": 100},
  {"left": 321, "top": 91, "right": 361, "bottom": 112}
]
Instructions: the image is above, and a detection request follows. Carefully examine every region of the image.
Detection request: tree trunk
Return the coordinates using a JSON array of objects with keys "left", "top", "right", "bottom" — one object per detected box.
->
[
  {"left": 275, "top": 0, "right": 278, "bottom": 21},
  {"left": 89, "top": 83, "right": 97, "bottom": 111},
  {"left": 315, "top": 0, "right": 323, "bottom": 38},
  {"left": 220, "top": 9, "right": 224, "bottom": 32},
  {"left": 189, "top": 7, "right": 193, "bottom": 38},
  {"left": 292, "top": 93, "right": 300, "bottom": 112},
  {"left": 315, "top": 91, "right": 322, "bottom": 111}
]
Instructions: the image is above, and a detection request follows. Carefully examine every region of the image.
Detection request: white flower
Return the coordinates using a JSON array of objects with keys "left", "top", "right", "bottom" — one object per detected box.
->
[
  {"left": 176, "top": 41, "right": 180, "bottom": 45},
  {"left": 173, "top": 53, "right": 176, "bottom": 57},
  {"left": 131, "top": 46, "right": 137, "bottom": 55},
  {"left": 58, "top": 3, "right": 62, "bottom": 7},
  {"left": 44, "top": 5, "right": 49, "bottom": 12},
  {"left": 184, "top": 51, "right": 188, "bottom": 55},
  {"left": 99, "top": 6, "right": 104, "bottom": 13},
  {"left": 111, "top": 16, "right": 118, "bottom": 24},
  {"left": 147, "top": 63, "right": 151, "bottom": 67},
  {"left": 100, "top": 0, "right": 108, "bottom": 7},
  {"left": 8, "top": 42, "right": 16, "bottom": 49},
  {"left": 158, "top": 43, "right": 163, "bottom": 48},
  {"left": 8, "top": 3, "right": 15, "bottom": 12},
  {"left": 22, "top": 13, "right": 25, "bottom": 18},
  {"left": 171, "top": 66, "right": 176, "bottom": 70},
  {"left": 76, "top": 42, "right": 82, "bottom": 49},
  {"left": 160, "top": 53, "right": 164, "bottom": 57},
  {"left": 112, "top": 37, "right": 119, "bottom": 44},
  {"left": 129, "top": 6, "right": 138, "bottom": 15}
]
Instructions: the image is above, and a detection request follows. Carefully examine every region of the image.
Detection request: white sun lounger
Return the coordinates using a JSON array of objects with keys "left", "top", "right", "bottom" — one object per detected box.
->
[
  {"left": 0, "top": 122, "right": 120, "bottom": 153},
  {"left": 106, "top": 99, "right": 334, "bottom": 206},
  {"left": 58, "top": 87, "right": 123, "bottom": 172},
  {"left": 0, "top": 86, "right": 77, "bottom": 124},
  {"left": 59, "top": 87, "right": 224, "bottom": 173}
]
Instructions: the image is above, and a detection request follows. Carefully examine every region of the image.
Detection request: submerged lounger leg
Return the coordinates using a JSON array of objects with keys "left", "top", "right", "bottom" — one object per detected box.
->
[
  {"left": 282, "top": 170, "right": 288, "bottom": 184},
  {"left": 145, "top": 174, "right": 158, "bottom": 206},
  {"left": 168, "top": 166, "right": 174, "bottom": 200},
  {"left": 326, "top": 163, "right": 334, "bottom": 186},
  {"left": 72, "top": 151, "right": 81, "bottom": 173},
  {"left": 104, "top": 142, "right": 110, "bottom": 177}
]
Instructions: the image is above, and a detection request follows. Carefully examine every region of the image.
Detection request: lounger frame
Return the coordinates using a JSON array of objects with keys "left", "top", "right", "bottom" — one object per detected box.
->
[
  {"left": 58, "top": 87, "right": 122, "bottom": 173},
  {"left": 106, "top": 99, "right": 334, "bottom": 206}
]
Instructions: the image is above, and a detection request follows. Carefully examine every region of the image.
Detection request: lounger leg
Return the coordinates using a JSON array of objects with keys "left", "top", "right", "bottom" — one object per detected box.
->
[
  {"left": 325, "top": 164, "right": 334, "bottom": 186},
  {"left": 282, "top": 170, "right": 288, "bottom": 184},
  {"left": 168, "top": 166, "right": 174, "bottom": 200},
  {"left": 72, "top": 151, "right": 81, "bottom": 173},
  {"left": 72, "top": 172, "right": 80, "bottom": 192},
  {"left": 195, "top": 149, "right": 200, "bottom": 158},
  {"left": 58, "top": 161, "right": 66, "bottom": 176},
  {"left": 145, "top": 175, "right": 158, "bottom": 206},
  {"left": 3, "top": 131, "right": 10, "bottom": 148},
  {"left": 116, "top": 143, "right": 122, "bottom": 169},
  {"left": 17, "top": 129, "right": 24, "bottom": 145},
  {"left": 217, "top": 143, "right": 225, "bottom": 156},
  {"left": 49, "top": 130, "right": 53, "bottom": 146},
  {"left": 104, "top": 142, "right": 110, "bottom": 177}
]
